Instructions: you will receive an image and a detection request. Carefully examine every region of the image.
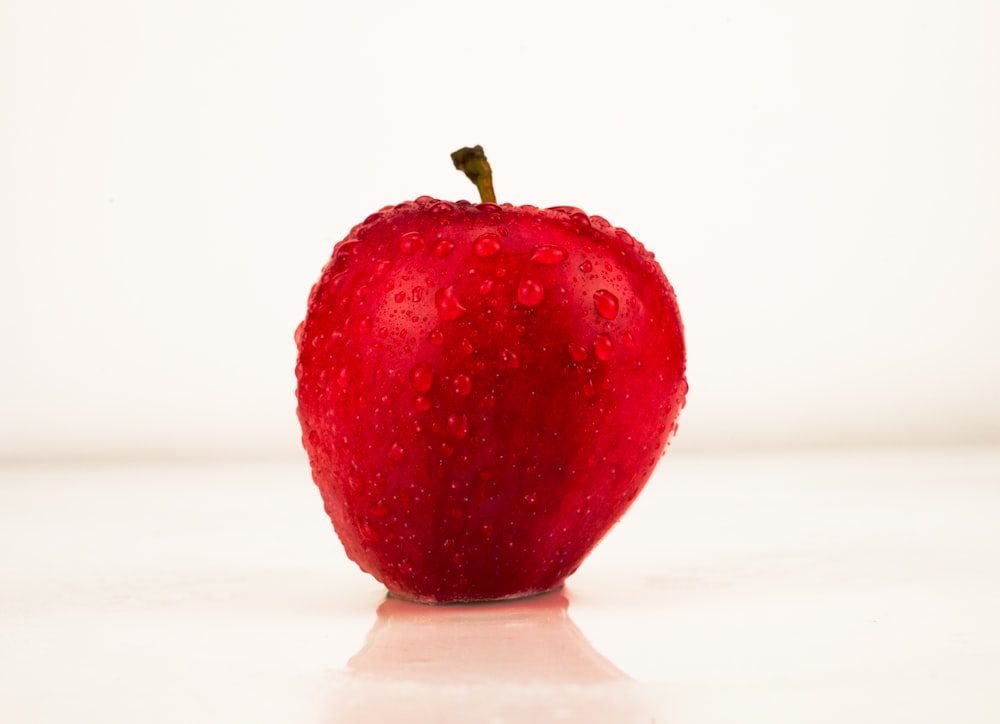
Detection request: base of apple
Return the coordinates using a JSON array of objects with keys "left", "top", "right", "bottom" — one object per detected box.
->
[{"left": 385, "top": 582, "right": 567, "bottom": 607}]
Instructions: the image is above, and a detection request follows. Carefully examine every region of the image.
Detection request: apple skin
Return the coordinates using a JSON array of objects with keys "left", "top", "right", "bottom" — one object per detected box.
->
[{"left": 295, "top": 197, "right": 686, "bottom": 603}]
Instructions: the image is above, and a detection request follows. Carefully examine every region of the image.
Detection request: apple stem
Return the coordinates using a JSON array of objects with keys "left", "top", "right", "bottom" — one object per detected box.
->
[{"left": 451, "top": 145, "right": 497, "bottom": 203}]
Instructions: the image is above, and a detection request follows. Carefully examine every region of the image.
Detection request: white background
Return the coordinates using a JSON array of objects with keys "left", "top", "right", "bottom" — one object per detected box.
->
[
  {"left": 3, "top": 5, "right": 1000, "bottom": 722},
  {"left": 2, "top": 0, "right": 999, "bottom": 460}
]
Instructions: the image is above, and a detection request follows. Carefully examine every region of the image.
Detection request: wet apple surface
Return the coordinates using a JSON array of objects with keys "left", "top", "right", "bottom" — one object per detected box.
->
[{"left": 295, "top": 150, "right": 687, "bottom": 602}]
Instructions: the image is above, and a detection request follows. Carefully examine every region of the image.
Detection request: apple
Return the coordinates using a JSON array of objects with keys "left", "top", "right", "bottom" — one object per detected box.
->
[{"left": 295, "top": 146, "right": 687, "bottom": 603}]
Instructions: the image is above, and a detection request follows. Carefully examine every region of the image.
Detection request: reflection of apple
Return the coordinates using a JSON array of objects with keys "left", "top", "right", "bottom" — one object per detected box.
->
[{"left": 329, "top": 591, "right": 659, "bottom": 723}]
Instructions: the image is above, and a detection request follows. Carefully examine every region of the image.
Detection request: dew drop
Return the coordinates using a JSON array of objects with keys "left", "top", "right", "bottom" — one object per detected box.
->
[
  {"left": 432, "top": 239, "right": 455, "bottom": 257},
  {"left": 447, "top": 413, "right": 469, "bottom": 440},
  {"left": 409, "top": 363, "right": 433, "bottom": 393},
  {"left": 336, "top": 367, "right": 350, "bottom": 388},
  {"left": 623, "top": 331, "right": 635, "bottom": 348},
  {"left": 414, "top": 395, "right": 432, "bottom": 412},
  {"left": 594, "top": 334, "right": 614, "bottom": 361},
  {"left": 435, "top": 285, "right": 467, "bottom": 320},
  {"left": 479, "top": 279, "right": 494, "bottom": 295},
  {"left": 293, "top": 321, "right": 305, "bottom": 346},
  {"left": 578, "top": 260, "right": 593, "bottom": 273},
  {"left": 530, "top": 244, "right": 568, "bottom": 265},
  {"left": 440, "top": 441, "right": 455, "bottom": 457},
  {"left": 428, "top": 328, "right": 444, "bottom": 346},
  {"left": 358, "top": 315, "right": 372, "bottom": 334},
  {"left": 387, "top": 442, "right": 405, "bottom": 462},
  {"left": 397, "top": 231, "right": 423, "bottom": 254},
  {"left": 501, "top": 349, "right": 520, "bottom": 368},
  {"left": 473, "top": 233, "right": 502, "bottom": 257},
  {"left": 517, "top": 279, "right": 544, "bottom": 307},
  {"left": 567, "top": 342, "right": 588, "bottom": 362},
  {"left": 430, "top": 201, "right": 455, "bottom": 213},
  {"left": 373, "top": 259, "right": 393, "bottom": 277},
  {"left": 593, "top": 289, "right": 620, "bottom": 319},
  {"left": 394, "top": 291, "right": 406, "bottom": 303},
  {"left": 460, "top": 338, "right": 475, "bottom": 356},
  {"left": 412, "top": 286, "right": 423, "bottom": 302},
  {"left": 359, "top": 519, "right": 380, "bottom": 542},
  {"left": 318, "top": 368, "right": 329, "bottom": 389},
  {"left": 453, "top": 374, "right": 472, "bottom": 395}
]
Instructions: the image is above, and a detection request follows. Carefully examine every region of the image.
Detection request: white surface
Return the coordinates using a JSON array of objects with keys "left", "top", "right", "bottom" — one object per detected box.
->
[
  {"left": 3, "top": 1, "right": 999, "bottom": 459},
  {"left": 3, "top": 446, "right": 999, "bottom": 722}
]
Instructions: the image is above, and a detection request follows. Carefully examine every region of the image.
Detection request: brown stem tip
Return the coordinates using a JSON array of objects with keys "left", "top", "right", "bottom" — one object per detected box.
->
[{"left": 451, "top": 145, "right": 497, "bottom": 204}]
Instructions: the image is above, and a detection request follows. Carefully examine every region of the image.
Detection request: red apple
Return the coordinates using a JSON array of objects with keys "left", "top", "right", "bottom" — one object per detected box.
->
[{"left": 295, "top": 147, "right": 686, "bottom": 603}]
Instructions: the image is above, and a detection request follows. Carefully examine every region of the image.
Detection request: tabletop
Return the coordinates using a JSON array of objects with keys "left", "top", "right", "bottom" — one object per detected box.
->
[{"left": 2, "top": 445, "right": 998, "bottom": 722}]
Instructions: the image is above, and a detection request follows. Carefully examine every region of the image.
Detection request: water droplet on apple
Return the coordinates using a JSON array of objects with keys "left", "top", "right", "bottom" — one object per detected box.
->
[
  {"left": 567, "top": 342, "right": 588, "bottom": 362},
  {"left": 398, "top": 559, "right": 414, "bottom": 575},
  {"left": 359, "top": 519, "right": 380, "bottom": 542},
  {"left": 336, "top": 367, "right": 350, "bottom": 388},
  {"left": 501, "top": 349, "right": 520, "bottom": 368},
  {"left": 387, "top": 442, "right": 405, "bottom": 462},
  {"left": 432, "top": 239, "right": 455, "bottom": 257},
  {"left": 473, "top": 233, "right": 502, "bottom": 257},
  {"left": 397, "top": 231, "right": 423, "bottom": 254},
  {"left": 479, "top": 279, "right": 494, "bottom": 295},
  {"left": 428, "top": 328, "right": 444, "bottom": 346},
  {"left": 412, "top": 286, "right": 423, "bottom": 302},
  {"left": 529, "top": 244, "right": 568, "bottom": 265},
  {"left": 435, "top": 285, "right": 467, "bottom": 320},
  {"left": 430, "top": 201, "right": 455, "bottom": 213},
  {"left": 623, "top": 331, "right": 635, "bottom": 347},
  {"left": 578, "top": 260, "right": 593, "bottom": 273},
  {"left": 593, "top": 289, "right": 620, "bottom": 320},
  {"left": 394, "top": 291, "right": 406, "bottom": 303},
  {"left": 516, "top": 279, "right": 544, "bottom": 307},
  {"left": 293, "top": 321, "right": 304, "bottom": 345},
  {"left": 370, "top": 499, "right": 389, "bottom": 517},
  {"left": 414, "top": 395, "right": 432, "bottom": 412},
  {"left": 358, "top": 315, "right": 372, "bottom": 334},
  {"left": 447, "top": 413, "right": 469, "bottom": 440},
  {"left": 318, "top": 368, "right": 329, "bottom": 389},
  {"left": 524, "top": 492, "right": 537, "bottom": 504},
  {"left": 594, "top": 334, "right": 614, "bottom": 361},
  {"left": 460, "top": 338, "right": 474, "bottom": 355},
  {"left": 409, "top": 363, "right": 433, "bottom": 393},
  {"left": 453, "top": 374, "right": 472, "bottom": 395},
  {"left": 373, "top": 259, "right": 393, "bottom": 277}
]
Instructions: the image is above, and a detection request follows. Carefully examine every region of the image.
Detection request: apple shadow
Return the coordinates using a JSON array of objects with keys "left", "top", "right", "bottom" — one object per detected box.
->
[{"left": 327, "top": 589, "right": 659, "bottom": 723}]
